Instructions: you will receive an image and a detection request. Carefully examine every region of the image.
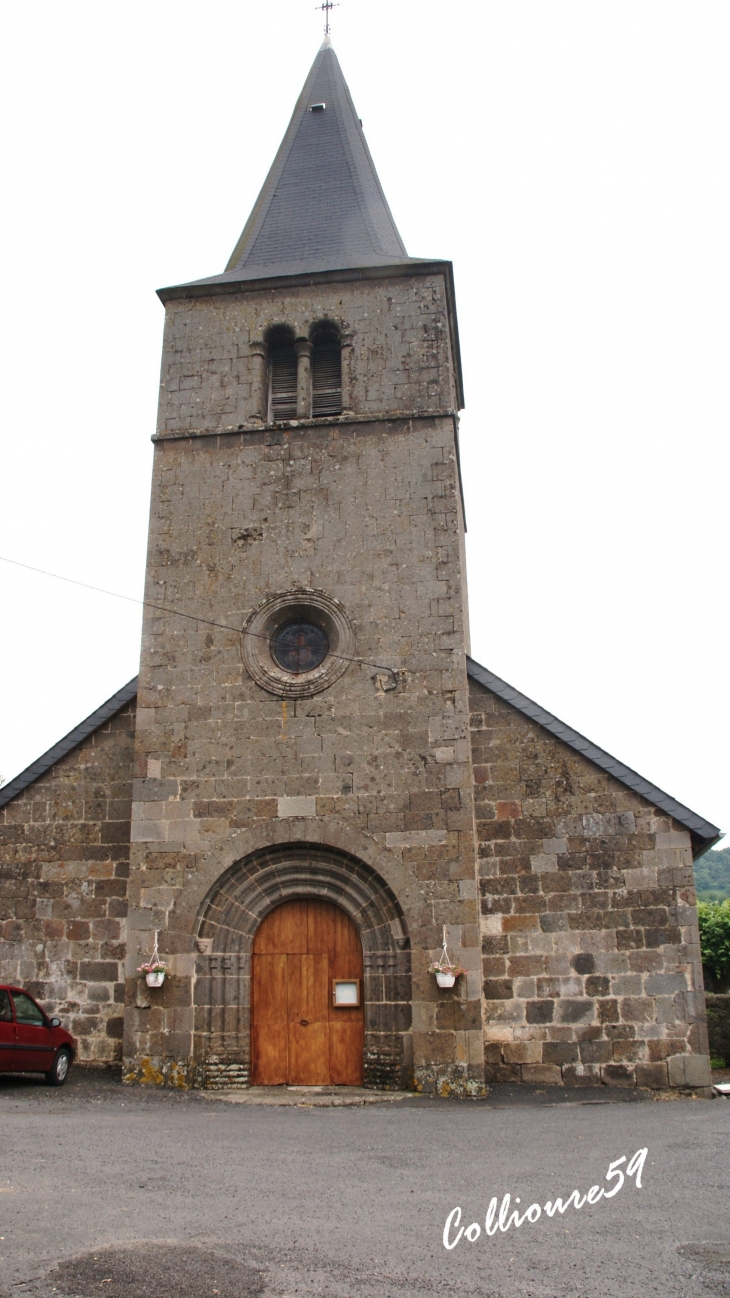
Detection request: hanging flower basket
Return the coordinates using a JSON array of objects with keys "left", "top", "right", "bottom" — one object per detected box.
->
[
  {"left": 138, "top": 932, "right": 167, "bottom": 988},
  {"left": 430, "top": 926, "right": 466, "bottom": 989}
]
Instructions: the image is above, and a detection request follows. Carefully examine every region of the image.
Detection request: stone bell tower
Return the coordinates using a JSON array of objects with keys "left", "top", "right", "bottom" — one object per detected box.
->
[{"left": 124, "top": 37, "right": 482, "bottom": 1092}]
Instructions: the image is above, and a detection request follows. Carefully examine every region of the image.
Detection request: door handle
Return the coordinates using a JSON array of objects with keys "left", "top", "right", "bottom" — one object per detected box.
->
[{"left": 300, "top": 1019, "right": 309, "bottom": 1027}]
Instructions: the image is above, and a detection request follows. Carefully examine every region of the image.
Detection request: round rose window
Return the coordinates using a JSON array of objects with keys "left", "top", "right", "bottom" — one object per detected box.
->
[{"left": 271, "top": 621, "right": 329, "bottom": 674}]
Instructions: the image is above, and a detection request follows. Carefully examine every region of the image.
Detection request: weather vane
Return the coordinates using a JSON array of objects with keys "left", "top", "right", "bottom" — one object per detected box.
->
[{"left": 316, "top": 0, "right": 338, "bottom": 37}]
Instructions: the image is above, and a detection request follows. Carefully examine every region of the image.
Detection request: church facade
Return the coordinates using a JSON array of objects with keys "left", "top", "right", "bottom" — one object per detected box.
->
[{"left": 0, "top": 41, "right": 719, "bottom": 1094}]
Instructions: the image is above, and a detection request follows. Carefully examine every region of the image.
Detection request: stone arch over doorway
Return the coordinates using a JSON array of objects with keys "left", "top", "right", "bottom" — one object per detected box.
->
[{"left": 192, "top": 844, "right": 412, "bottom": 1089}]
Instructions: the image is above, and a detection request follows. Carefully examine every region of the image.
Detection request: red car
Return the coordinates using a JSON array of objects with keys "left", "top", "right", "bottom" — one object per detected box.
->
[{"left": 0, "top": 985, "right": 76, "bottom": 1085}]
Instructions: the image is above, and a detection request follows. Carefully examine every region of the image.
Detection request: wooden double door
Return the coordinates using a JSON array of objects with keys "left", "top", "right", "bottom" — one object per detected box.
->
[{"left": 251, "top": 899, "right": 364, "bottom": 1086}]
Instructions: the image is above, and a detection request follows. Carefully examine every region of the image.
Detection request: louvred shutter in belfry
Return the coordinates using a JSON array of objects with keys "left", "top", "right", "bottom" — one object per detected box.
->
[
  {"left": 312, "top": 343, "right": 342, "bottom": 417},
  {"left": 270, "top": 347, "right": 297, "bottom": 420}
]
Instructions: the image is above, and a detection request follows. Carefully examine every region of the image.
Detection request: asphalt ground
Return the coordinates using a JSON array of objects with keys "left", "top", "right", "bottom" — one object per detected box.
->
[{"left": 1, "top": 1068, "right": 729, "bottom": 1298}]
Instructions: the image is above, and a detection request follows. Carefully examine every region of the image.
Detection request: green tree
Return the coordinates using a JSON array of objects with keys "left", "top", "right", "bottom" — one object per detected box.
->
[
  {"left": 694, "top": 846, "right": 730, "bottom": 902},
  {"left": 697, "top": 899, "right": 730, "bottom": 988}
]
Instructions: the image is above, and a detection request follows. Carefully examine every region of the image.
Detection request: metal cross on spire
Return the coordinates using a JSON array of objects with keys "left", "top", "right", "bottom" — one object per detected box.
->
[{"left": 316, "top": 0, "right": 338, "bottom": 37}]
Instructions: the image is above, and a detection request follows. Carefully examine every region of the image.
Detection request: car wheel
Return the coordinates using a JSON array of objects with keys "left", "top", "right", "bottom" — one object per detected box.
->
[{"left": 45, "top": 1048, "right": 71, "bottom": 1087}]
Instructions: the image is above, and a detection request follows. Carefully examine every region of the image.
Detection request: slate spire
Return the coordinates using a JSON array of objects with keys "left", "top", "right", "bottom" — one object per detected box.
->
[{"left": 196, "top": 41, "right": 416, "bottom": 286}]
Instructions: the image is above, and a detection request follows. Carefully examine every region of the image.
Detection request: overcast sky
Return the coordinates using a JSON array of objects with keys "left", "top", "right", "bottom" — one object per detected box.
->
[{"left": 0, "top": 1, "right": 727, "bottom": 840}]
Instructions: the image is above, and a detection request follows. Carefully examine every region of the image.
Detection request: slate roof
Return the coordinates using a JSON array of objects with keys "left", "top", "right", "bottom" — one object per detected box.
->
[
  {"left": 176, "top": 38, "right": 421, "bottom": 290},
  {"left": 1, "top": 666, "right": 720, "bottom": 855},
  {"left": 466, "top": 657, "right": 721, "bottom": 855},
  {"left": 0, "top": 678, "right": 138, "bottom": 811}
]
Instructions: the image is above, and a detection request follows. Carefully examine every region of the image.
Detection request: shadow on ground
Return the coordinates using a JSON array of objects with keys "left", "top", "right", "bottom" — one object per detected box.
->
[
  {"left": 0, "top": 1065, "right": 664, "bottom": 1108},
  {"left": 44, "top": 1244, "right": 264, "bottom": 1298}
]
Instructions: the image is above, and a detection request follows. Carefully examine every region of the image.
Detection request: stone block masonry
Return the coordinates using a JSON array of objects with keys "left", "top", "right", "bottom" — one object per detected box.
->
[
  {"left": 124, "top": 265, "right": 482, "bottom": 1093},
  {"left": 155, "top": 270, "right": 459, "bottom": 439},
  {"left": 0, "top": 702, "right": 134, "bottom": 1063},
  {"left": 0, "top": 258, "right": 714, "bottom": 1091},
  {"left": 125, "top": 416, "right": 481, "bottom": 1091},
  {"left": 705, "top": 995, "right": 730, "bottom": 1065},
  {"left": 470, "top": 680, "right": 712, "bottom": 1089}
]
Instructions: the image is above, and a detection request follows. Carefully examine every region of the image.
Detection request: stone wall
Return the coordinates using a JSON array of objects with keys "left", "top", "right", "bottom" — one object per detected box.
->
[
  {"left": 706, "top": 995, "right": 730, "bottom": 1065},
  {"left": 469, "top": 679, "right": 711, "bottom": 1089},
  {"left": 125, "top": 265, "right": 481, "bottom": 1091},
  {"left": 156, "top": 268, "right": 459, "bottom": 437},
  {"left": 126, "top": 414, "right": 480, "bottom": 1090},
  {"left": 0, "top": 702, "right": 134, "bottom": 1064}
]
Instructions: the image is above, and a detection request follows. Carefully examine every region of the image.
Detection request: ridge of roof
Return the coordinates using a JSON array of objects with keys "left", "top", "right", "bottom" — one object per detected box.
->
[
  {"left": 0, "top": 678, "right": 139, "bottom": 811},
  {"left": 175, "top": 42, "right": 419, "bottom": 290},
  {"left": 466, "top": 656, "right": 721, "bottom": 855}
]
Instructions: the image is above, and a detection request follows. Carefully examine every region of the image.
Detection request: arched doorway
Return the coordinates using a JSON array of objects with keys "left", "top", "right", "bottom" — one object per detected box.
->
[
  {"left": 192, "top": 843, "right": 411, "bottom": 1090},
  {"left": 251, "top": 899, "right": 364, "bottom": 1085}
]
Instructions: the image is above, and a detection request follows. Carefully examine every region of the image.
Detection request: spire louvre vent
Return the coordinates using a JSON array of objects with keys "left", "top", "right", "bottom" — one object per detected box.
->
[{"left": 310, "top": 102, "right": 326, "bottom": 112}]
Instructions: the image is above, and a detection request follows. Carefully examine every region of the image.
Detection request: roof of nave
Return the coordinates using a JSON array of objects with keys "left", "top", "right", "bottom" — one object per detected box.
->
[
  {"left": 1, "top": 664, "right": 720, "bottom": 855},
  {"left": 466, "top": 657, "right": 721, "bottom": 856},
  {"left": 0, "top": 678, "right": 138, "bottom": 812}
]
